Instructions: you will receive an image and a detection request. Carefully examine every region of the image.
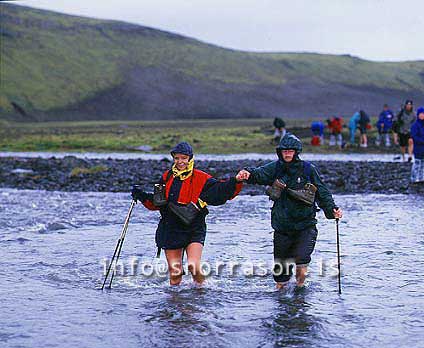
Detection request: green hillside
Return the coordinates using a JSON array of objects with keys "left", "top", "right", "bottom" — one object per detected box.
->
[{"left": 1, "top": 3, "right": 423, "bottom": 121}]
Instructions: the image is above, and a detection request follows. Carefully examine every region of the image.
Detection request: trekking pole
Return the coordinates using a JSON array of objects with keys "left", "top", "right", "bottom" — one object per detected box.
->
[
  {"left": 101, "top": 200, "right": 136, "bottom": 290},
  {"left": 336, "top": 218, "right": 342, "bottom": 294}
]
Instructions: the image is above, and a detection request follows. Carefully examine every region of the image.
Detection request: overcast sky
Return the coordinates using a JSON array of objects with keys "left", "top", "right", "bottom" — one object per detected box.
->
[{"left": 11, "top": 0, "right": 424, "bottom": 61}]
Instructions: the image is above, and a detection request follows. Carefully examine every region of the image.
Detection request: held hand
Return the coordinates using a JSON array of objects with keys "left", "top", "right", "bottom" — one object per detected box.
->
[
  {"left": 236, "top": 169, "right": 251, "bottom": 182},
  {"left": 333, "top": 207, "right": 343, "bottom": 219}
]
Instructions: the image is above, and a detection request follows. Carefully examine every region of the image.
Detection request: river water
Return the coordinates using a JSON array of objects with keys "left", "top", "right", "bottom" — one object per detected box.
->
[
  {"left": 0, "top": 151, "right": 403, "bottom": 162},
  {"left": 1, "top": 189, "right": 423, "bottom": 348}
]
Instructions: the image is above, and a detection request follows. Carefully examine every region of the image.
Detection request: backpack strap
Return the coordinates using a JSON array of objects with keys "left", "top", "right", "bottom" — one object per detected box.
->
[
  {"left": 274, "top": 161, "right": 284, "bottom": 180},
  {"left": 303, "top": 161, "right": 320, "bottom": 208},
  {"left": 156, "top": 170, "right": 174, "bottom": 259},
  {"left": 161, "top": 169, "right": 173, "bottom": 184},
  {"left": 303, "top": 161, "right": 312, "bottom": 183}
]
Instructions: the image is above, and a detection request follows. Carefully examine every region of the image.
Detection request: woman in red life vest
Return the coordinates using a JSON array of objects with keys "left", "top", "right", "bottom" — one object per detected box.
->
[
  {"left": 131, "top": 142, "right": 243, "bottom": 286},
  {"left": 328, "top": 116, "right": 344, "bottom": 146}
]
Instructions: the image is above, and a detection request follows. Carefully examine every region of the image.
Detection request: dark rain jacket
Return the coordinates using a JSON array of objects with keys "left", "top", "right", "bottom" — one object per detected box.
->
[
  {"left": 247, "top": 158, "right": 336, "bottom": 232},
  {"left": 397, "top": 109, "right": 416, "bottom": 134}
]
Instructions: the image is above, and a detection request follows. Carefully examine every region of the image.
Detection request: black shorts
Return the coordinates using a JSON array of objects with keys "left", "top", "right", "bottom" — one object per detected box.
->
[
  {"left": 156, "top": 221, "right": 206, "bottom": 250},
  {"left": 359, "top": 127, "right": 367, "bottom": 134},
  {"left": 399, "top": 133, "right": 411, "bottom": 147},
  {"left": 158, "top": 229, "right": 206, "bottom": 250},
  {"left": 273, "top": 226, "right": 318, "bottom": 283}
]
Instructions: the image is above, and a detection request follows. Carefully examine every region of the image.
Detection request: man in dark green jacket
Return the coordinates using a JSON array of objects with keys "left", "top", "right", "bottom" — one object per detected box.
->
[{"left": 236, "top": 133, "right": 343, "bottom": 289}]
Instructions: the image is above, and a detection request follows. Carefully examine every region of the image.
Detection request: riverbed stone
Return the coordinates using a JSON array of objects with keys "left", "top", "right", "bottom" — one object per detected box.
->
[{"left": 0, "top": 156, "right": 418, "bottom": 195}]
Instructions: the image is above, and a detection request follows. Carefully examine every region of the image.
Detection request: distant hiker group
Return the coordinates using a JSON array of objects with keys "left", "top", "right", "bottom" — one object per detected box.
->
[
  {"left": 272, "top": 100, "right": 423, "bottom": 163},
  {"left": 307, "top": 110, "right": 372, "bottom": 148},
  {"left": 271, "top": 100, "right": 424, "bottom": 184}
]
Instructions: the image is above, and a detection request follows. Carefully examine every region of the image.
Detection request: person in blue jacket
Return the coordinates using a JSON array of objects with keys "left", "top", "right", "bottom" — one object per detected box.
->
[
  {"left": 410, "top": 107, "right": 424, "bottom": 183},
  {"left": 376, "top": 104, "right": 394, "bottom": 147},
  {"left": 311, "top": 121, "right": 325, "bottom": 145},
  {"left": 348, "top": 111, "right": 361, "bottom": 145}
]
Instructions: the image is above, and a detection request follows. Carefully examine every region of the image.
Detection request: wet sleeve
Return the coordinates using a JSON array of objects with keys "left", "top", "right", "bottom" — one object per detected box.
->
[
  {"left": 246, "top": 161, "right": 278, "bottom": 186},
  {"left": 310, "top": 165, "right": 336, "bottom": 219},
  {"left": 141, "top": 193, "right": 160, "bottom": 211},
  {"left": 199, "top": 177, "right": 243, "bottom": 206}
]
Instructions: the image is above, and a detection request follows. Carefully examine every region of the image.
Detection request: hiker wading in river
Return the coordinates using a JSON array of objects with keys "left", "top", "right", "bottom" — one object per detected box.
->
[
  {"left": 237, "top": 133, "right": 343, "bottom": 289},
  {"left": 131, "top": 142, "right": 243, "bottom": 286}
]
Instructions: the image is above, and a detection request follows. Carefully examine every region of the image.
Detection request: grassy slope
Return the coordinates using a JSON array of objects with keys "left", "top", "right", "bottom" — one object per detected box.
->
[
  {"left": 0, "top": 4, "right": 286, "bottom": 114},
  {"left": 256, "top": 53, "right": 424, "bottom": 90},
  {"left": 1, "top": 3, "right": 423, "bottom": 118}
]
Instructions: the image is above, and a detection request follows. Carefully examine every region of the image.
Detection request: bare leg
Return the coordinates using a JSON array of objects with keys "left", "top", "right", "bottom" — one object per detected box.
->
[
  {"left": 276, "top": 281, "right": 289, "bottom": 290},
  {"left": 186, "top": 242, "right": 205, "bottom": 285},
  {"left": 408, "top": 138, "right": 414, "bottom": 159},
  {"left": 401, "top": 146, "right": 406, "bottom": 161},
  {"left": 385, "top": 133, "right": 391, "bottom": 147},
  {"left": 296, "top": 266, "right": 308, "bottom": 287},
  {"left": 165, "top": 249, "right": 183, "bottom": 286}
]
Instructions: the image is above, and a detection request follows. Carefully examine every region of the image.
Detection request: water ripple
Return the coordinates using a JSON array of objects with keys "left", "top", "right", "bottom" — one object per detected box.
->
[{"left": 0, "top": 189, "right": 423, "bottom": 348}]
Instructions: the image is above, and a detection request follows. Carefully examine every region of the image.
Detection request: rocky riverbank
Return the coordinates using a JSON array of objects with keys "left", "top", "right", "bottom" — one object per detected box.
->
[{"left": 0, "top": 156, "right": 423, "bottom": 195}]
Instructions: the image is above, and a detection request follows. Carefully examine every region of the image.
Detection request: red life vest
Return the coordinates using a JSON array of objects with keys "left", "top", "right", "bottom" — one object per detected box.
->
[
  {"left": 163, "top": 169, "right": 212, "bottom": 204},
  {"left": 311, "top": 136, "right": 321, "bottom": 146},
  {"left": 330, "top": 117, "right": 343, "bottom": 133},
  {"left": 142, "top": 169, "right": 242, "bottom": 211}
]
